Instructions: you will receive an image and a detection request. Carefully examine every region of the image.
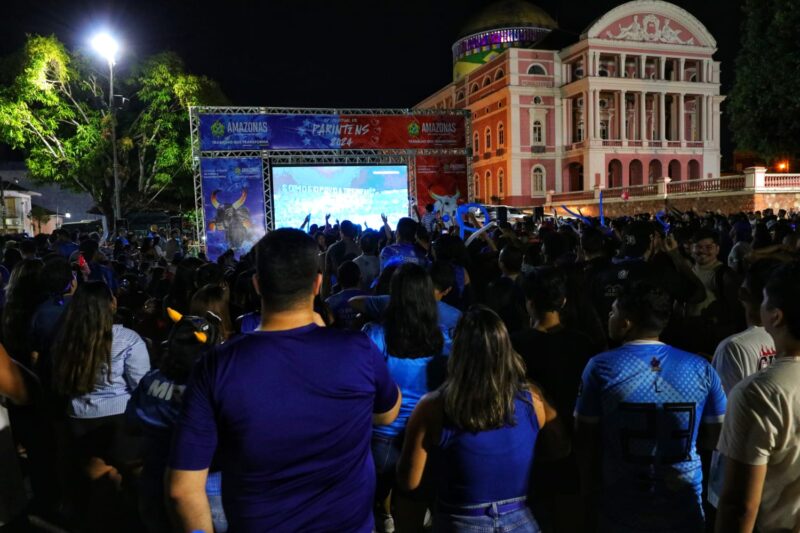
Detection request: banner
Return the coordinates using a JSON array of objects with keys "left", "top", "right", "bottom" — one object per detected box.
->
[
  {"left": 200, "top": 157, "right": 266, "bottom": 261},
  {"left": 414, "top": 154, "right": 469, "bottom": 227},
  {"left": 199, "top": 113, "right": 467, "bottom": 151}
]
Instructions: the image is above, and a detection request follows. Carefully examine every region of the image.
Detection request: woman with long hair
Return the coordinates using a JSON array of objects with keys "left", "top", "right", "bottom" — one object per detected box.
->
[
  {"left": 189, "top": 283, "right": 234, "bottom": 341},
  {"left": 51, "top": 281, "right": 150, "bottom": 474},
  {"left": 2, "top": 258, "right": 45, "bottom": 368},
  {"left": 362, "top": 263, "right": 444, "bottom": 532},
  {"left": 397, "top": 306, "right": 569, "bottom": 533}
]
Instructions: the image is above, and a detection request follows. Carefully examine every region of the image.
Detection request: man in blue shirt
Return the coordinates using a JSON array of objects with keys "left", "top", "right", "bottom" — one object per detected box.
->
[
  {"left": 325, "top": 261, "right": 367, "bottom": 330},
  {"left": 379, "top": 217, "right": 428, "bottom": 271},
  {"left": 575, "top": 282, "right": 726, "bottom": 533},
  {"left": 167, "top": 228, "right": 401, "bottom": 533}
]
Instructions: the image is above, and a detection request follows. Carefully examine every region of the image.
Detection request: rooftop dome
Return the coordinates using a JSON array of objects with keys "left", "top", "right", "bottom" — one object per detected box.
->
[{"left": 459, "top": 0, "right": 558, "bottom": 38}]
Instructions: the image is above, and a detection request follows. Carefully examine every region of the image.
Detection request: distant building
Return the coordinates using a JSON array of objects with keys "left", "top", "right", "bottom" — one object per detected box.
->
[{"left": 417, "top": 0, "right": 724, "bottom": 207}]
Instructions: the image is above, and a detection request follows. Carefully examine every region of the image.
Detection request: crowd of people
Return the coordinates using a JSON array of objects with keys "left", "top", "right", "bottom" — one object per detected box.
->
[{"left": 0, "top": 205, "right": 799, "bottom": 533}]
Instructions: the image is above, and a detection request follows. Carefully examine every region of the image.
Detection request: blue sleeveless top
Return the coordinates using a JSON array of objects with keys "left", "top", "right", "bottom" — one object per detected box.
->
[{"left": 435, "top": 392, "right": 539, "bottom": 505}]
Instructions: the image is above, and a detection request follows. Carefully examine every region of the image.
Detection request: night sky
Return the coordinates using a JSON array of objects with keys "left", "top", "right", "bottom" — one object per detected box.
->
[{"left": 0, "top": 0, "right": 742, "bottom": 166}]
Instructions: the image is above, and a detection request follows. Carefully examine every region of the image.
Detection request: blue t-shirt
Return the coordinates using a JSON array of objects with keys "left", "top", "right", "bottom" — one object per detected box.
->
[
  {"left": 574, "top": 341, "right": 726, "bottom": 532},
  {"left": 379, "top": 243, "right": 428, "bottom": 271},
  {"left": 56, "top": 241, "right": 79, "bottom": 259},
  {"left": 362, "top": 295, "right": 461, "bottom": 355},
  {"left": 325, "top": 288, "right": 367, "bottom": 329},
  {"left": 169, "top": 324, "right": 399, "bottom": 533},
  {"left": 363, "top": 323, "right": 433, "bottom": 439},
  {"left": 238, "top": 311, "right": 260, "bottom": 333}
]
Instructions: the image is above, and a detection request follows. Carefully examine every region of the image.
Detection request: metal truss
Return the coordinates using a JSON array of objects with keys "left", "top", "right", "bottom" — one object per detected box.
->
[
  {"left": 188, "top": 108, "right": 205, "bottom": 254},
  {"left": 261, "top": 157, "right": 274, "bottom": 231},
  {"left": 190, "top": 106, "right": 471, "bottom": 118}
]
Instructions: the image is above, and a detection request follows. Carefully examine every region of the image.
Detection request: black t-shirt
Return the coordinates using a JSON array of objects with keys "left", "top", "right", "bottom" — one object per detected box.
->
[{"left": 511, "top": 325, "right": 594, "bottom": 433}]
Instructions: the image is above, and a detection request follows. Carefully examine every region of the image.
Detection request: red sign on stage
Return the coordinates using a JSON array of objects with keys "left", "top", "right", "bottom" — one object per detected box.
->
[{"left": 343, "top": 115, "right": 467, "bottom": 150}]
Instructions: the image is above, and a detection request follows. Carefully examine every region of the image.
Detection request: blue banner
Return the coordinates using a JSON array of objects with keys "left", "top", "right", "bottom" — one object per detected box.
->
[
  {"left": 199, "top": 114, "right": 342, "bottom": 151},
  {"left": 200, "top": 158, "right": 266, "bottom": 261}
]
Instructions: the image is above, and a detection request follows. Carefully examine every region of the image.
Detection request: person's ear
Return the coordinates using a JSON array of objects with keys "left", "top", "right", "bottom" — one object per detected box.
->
[
  {"left": 765, "top": 306, "right": 784, "bottom": 330},
  {"left": 560, "top": 297, "right": 567, "bottom": 309},
  {"left": 251, "top": 273, "right": 261, "bottom": 296}
]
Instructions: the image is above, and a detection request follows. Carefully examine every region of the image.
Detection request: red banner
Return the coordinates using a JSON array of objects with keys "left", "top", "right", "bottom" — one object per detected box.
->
[
  {"left": 343, "top": 115, "right": 467, "bottom": 150},
  {"left": 415, "top": 155, "right": 469, "bottom": 223}
]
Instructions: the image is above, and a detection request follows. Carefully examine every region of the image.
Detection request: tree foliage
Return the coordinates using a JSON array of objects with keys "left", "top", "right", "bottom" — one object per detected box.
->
[
  {"left": 0, "top": 35, "right": 226, "bottom": 221},
  {"left": 729, "top": 0, "right": 800, "bottom": 160}
]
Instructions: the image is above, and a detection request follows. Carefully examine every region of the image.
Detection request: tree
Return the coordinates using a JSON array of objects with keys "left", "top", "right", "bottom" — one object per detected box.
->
[
  {"left": 0, "top": 35, "right": 226, "bottom": 228},
  {"left": 27, "top": 204, "right": 51, "bottom": 234},
  {"left": 729, "top": 0, "right": 800, "bottom": 161}
]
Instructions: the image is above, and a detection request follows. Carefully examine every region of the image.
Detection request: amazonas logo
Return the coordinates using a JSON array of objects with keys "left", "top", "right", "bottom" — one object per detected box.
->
[
  {"left": 211, "top": 120, "right": 226, "bottom": 138},
  {"left": 407, "top": 120, "right": 421, "bottom": 137}
]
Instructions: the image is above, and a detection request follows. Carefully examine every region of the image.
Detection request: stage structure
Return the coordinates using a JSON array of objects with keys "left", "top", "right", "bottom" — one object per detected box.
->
[{"left": 189, "top": 107, "right": 472, "bottom": 260}]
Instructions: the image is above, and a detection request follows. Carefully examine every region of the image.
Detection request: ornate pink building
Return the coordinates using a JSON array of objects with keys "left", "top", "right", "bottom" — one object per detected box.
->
[{"left": 417, "top": 0, "right": 724, "bottom": 208}]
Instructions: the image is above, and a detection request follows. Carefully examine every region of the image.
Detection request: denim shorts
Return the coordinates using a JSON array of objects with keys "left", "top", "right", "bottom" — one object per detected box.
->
[{"left": 434, "top": 497, "right": 541, "bottom": 533}]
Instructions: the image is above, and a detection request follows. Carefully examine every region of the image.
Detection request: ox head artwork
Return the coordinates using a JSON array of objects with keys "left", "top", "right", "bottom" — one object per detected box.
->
[
  {"left": 207, "top": 188, "right": 252, "bottom": 251},
  {"left": 429, "top": 188, "right": 461, "bottom": 227}
]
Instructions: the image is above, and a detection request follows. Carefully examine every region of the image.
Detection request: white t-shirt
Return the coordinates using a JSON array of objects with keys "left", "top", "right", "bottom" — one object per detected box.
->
[
  {"left": 0, "top": 403, "right": 26, "bottom": 525},
  {"left": 712, "top": 326, "right": 776, "bottom": 394},
  {"left": 717, "top": 357, "right": 800, "bottom": 531},
  {"left": 708, "top": 326, "right": 776, "bottom": 506}
]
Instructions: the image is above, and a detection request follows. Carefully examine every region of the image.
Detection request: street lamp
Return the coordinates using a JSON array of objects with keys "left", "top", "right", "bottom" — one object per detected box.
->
[{"left": 91, "top": 31, "right": 121, "bottom": 233}]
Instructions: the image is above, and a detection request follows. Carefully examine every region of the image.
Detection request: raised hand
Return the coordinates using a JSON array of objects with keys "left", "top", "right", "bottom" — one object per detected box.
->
[
  {"left": 325, "top": 213, "right": 331, "bottom": 222},
  {"left": 381, "top": 213, "right": 388, "bottom": 225}
]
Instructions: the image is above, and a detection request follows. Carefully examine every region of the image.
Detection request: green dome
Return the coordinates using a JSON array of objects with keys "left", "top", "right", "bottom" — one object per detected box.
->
[{"left": 459, "top": 0, "right": 558, "bottom": 38}]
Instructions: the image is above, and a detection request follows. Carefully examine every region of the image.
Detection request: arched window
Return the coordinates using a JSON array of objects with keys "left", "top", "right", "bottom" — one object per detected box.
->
[
  {"left": 473, "top": 132, "right": 479, "bottom": 153},
  {"left": 485, "top": 171, "right": 493, "bottom": 199},
  {"left": 483, "top": 76, "right": 492, "bottom": 87},
  {"left": 532, "top": 166, "right": 545, "bottom": 193},
  {"left": 498, "top": 169, "right": 505, "bottom": 196},
  {"left": 532, "top": 120, "right": 543, "bottom": 144},
  {"left": 470, "top": 83, "right": 479, "bottom": 94},
  {"left": 528, "top": 64, "right": 546, "bottom": 75},
  {"left": 485, "top": 127, "right": 492, "bottom": 150},
  {"left": 498, "top": 123, "right": 505, "bottom": 146},
  {"left": 495, "top": 69, "right": 505, "bottom": 80},
  {"left": 533, "top": 96, "right": 543, "bottom": 105},
  {"left": 456, "top": 90, "right": 465, "bottom": 101},
  {"left": 474, "top": 173, "right": 480, "bottom": 198}
]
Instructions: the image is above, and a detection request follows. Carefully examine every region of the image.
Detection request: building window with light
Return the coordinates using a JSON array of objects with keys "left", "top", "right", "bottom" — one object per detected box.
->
[
  {"left": 532, "top": 167, "right": 545, "bottom": 193},
  {"left": 498, "top": 123, "right": 505, "bottom": 146},
  {"left": 485, "top": 127, "right": 492, "bottom": 150},
  {"left": 532, "top": 120, "right": 543, "bottom": 144}
]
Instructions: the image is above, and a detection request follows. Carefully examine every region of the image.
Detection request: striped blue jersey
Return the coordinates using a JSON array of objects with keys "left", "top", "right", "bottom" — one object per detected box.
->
[{"left": 575, "top": 341, "right": 726, "bottom": 532}]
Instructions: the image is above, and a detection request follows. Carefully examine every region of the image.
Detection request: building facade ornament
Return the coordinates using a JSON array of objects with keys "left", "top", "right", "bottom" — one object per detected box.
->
[{"left": 605, "top": 14, "right": 694, "bottom": 45}]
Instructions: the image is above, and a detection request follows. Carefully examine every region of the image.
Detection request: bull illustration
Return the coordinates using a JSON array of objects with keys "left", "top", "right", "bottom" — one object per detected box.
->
[
  {"left": 207, "top": 188, "right": 252, "bottom": 250},
  {"left": 430, "top": 188, "right": 460, "bottom": 228}
]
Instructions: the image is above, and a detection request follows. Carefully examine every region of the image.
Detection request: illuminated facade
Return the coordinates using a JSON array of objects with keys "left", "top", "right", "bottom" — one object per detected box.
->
[{"left": 418, "top": 0, "right": 724, "bottom": 207}]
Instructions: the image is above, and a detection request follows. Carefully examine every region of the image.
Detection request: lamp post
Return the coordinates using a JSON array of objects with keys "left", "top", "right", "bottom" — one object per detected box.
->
[{"left": 91, "top": 32, "right": 121, "bottom": 232}]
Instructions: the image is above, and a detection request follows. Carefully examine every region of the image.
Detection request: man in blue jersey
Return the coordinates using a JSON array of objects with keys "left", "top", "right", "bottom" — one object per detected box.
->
[
  {"left": 379, "top": 217, "right": 428, "bottom": 271},
  {"left": 575, "top": 282, "right": 726, "bottom": 533}
]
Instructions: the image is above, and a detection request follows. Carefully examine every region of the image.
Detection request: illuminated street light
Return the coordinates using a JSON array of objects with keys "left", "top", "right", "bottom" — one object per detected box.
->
[{"left": 91, "top": 32, "right": 119, "bottom": 65}]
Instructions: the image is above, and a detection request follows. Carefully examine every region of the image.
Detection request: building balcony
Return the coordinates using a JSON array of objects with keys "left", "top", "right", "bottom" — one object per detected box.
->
[
  {"left": 483, "top": 151, "right": 492, "bottom": 160},
  {"left": 496, "top": 148, "right": 506, "bottom": 156}
]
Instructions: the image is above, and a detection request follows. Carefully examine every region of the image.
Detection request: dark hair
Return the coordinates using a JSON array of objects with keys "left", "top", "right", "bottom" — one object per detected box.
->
[
  {"left": 615, "top": 282, "right": 673, "bottom": 335},
  {"left": 40, "top": 256, "right": 74, "bottom": 296},
  {"left": 167, "top": 257, "right": 204, "bottom": 313},
  {"left": 433, "top": 234, "right": 468, "bottom": 267},
  {"left": 374, "top": 264, "right": 398, "bottom": 296},
  {"left": 340, "top": 220, "right": 357, "bottom": 240},
  {"left": 337, "top": 260, "right": 361, "bottom": 288},
  {"left": 52, "top": 281, "right": 114, "bottom": 396},
  {"left": 255, "top": 229, "right": 319, "bottom": 312},
  {"left": 621, "top": 221, "right": 655, "bottom": 257},
  {"left": 484, "top": 277, "right": 527, "bottom": 333},
  {"left": 359, "top": 230, "right": 379, "bottom": 256},
  {"left": 20, "top": 240, "right": 35, "bottom": 255},
  {"left": 2, "top": 259, "right": 45, "bottom": 362},
  {"left": 396, "top": 217, "right": 418, "bottom": 242},
  {"left": 189, "top": 284, "right": 233, "bottom": 340},
  {"left": 426, "top": 204, "right": 434, "bottom": 213},
  {"left": 580, "top": 226, "right": 604, "bottom": 254},
  {"left": 743, "top": 259, "right": 780, "bottom": 307},
  {"left": 524, "top": 267, "right": 567, "bottom": 314},
  {"left": 692, "top": 228, "right": 719, "bottom": 245},
  {"left": 764, "top": 261, "right": 800, "bottom": 339},
  {"left": 3, "top": 248, "right": 22, "bottom": 271},
  {"left": 384, "top": 263, "right": 443, "bottom": 358},
  {"left": 499, "top": 245, "right": 523, "bottom": 273},
  {"left": 443, "top": 306, "right": 528, "bottom": 432},
  {"left": 195, "top": 263, "right": 225, "bottom": 289},
  {"left": 429, "top": 261, "right": 455, "bottom": 293}
]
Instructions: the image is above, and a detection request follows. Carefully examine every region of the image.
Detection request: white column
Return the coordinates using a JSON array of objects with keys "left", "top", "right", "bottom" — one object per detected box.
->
[
  {"left": 640, "top": 55, "right": 647, "bottom": 78},
  {"left": 620, "top": 53, "right": 627, "bottom": 77},
  {"left": 639, "top": 92, "right": 647, "bottom": 142},
  {"left": 678, "top": 93, "right": 685, "bottom": 143},
  {"left": 586, "top": 90, "right": 593, "bottom": 141},
  {"left": 659, "top": 92, "right": 666, "bottom": 141},
  {"left": 594, "top": 90, "right": 601, "bottom": 138},
  {"left": 701, "top": 95, "right": 708, "bottom": 142},
  {"left": 620, "top": 90, "right": 627, "bottom": 142},
  {"left": 660, "top": 57, "right": 666, "bottom": 80},
  {"left": 679, "top": 58, "right": 686, "bottom": 82}
]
